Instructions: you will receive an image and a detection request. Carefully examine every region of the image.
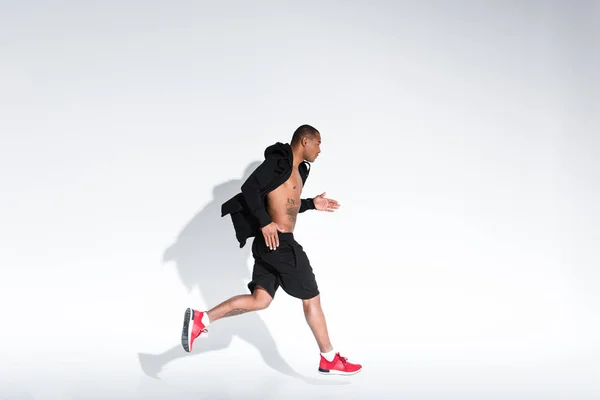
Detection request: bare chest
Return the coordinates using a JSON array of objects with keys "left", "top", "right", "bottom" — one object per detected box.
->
[{"left": 267, "top": 169, "right": 303, "bottom": 204}]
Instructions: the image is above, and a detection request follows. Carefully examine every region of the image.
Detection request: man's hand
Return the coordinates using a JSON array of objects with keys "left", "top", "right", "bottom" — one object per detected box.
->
[
  {"left": 261, "top": 222, "right": 285, "bottom": 250},
  {"left": 313, "top": 192, "right": 340, "bottom": 212}
]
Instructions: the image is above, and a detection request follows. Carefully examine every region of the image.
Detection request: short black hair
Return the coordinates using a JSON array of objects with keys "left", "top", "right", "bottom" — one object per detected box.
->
[{"left": 291, "top": 124, "right": 319, "bottom": 146}]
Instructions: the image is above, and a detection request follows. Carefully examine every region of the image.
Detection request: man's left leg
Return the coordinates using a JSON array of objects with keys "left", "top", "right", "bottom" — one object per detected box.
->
[
  {"left": 302, "top": 294, "right": 362, "bottom": 375},
  {"left": 302, "top": 294, "right": 332, "bottom": 352},
  {"left": 272, "top": 239, "right": 362, "bottom": 375}
]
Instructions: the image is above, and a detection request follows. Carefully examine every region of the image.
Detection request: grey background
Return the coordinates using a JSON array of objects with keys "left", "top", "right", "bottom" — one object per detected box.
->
[{"left": 1, "top": 1, "right": 599, "bottom": 399}]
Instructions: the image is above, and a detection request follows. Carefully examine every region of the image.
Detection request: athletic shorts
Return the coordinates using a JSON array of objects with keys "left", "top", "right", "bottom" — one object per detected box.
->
[{"left": 247, "top": 232, "right": 319, "bottom": 300}]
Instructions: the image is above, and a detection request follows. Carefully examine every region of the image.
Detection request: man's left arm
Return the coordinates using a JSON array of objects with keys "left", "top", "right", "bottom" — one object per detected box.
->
[
  {"left": 301, "top": 192, "right": 340, "bottom": 213},
  {"left": 299, "top": 198, "right": 316, "bottom": 213}
]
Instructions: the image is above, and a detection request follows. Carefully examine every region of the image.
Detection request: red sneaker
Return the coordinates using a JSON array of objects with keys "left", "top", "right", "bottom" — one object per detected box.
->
[
  {"left": 181, "top": 308, "right": 207, "bottom": 352},
  {"left": 318, "top": 353, "right": 362, "bottom": 375}
]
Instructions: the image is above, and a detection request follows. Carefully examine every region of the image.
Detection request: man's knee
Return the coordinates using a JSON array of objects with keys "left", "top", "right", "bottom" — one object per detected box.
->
[
  {"left": 302, "top": 294, "right": 321, "bottom": 310},
  {"left": 255, "top": 297, "right": 272, "bottom": 310},
  {"left": 253, "top": 286, "right": 273, "bottom": 310}
]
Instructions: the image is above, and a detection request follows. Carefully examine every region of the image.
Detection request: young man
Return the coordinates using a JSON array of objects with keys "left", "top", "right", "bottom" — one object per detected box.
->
[{"left": 181, "top": 124, "right": 362, "bottom": 375}]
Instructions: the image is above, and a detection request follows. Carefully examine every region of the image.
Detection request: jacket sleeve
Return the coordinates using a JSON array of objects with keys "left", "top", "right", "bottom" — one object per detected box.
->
[
  {"left": 299, "top": 198, "right": 316, "bottom": 213},
  {"left": 241, "top": 159, "right": 276, "bottom": 228}
]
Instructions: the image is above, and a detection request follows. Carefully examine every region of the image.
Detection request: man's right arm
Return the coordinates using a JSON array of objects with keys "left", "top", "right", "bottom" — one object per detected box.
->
[{"left": 240, "top": 159, "right": 275, "bottom": 228}]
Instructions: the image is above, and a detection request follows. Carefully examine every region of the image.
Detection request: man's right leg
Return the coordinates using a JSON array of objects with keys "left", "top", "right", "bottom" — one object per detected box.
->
[
  {"left": 182, "top": 253, "right": 277, "bottom": 353},
  {"left": 207, "top": 286, "right": 272, "bottom": 323},
  {"left": 182, "top": 286, "right": 273, "bottom": 353}
]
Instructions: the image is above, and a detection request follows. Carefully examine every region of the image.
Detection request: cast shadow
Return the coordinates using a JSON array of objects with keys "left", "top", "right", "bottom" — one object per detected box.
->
[{"left": 137, "top": 161, "right": 346, "bottom": 386}]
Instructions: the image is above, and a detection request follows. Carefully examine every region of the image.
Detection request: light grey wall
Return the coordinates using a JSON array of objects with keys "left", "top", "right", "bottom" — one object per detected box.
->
[{"left": 1, "top": 1, "right": 598, "bottom": 399}]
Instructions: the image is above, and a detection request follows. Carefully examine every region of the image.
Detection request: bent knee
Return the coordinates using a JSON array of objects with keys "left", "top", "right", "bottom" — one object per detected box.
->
[
  {"left": 254, "top": 296, "right": 272, "bottom": 310},
  {"left": 255, "top": 299, "right": 271, "bottom": 310},
  {"left": 253, "top": 287, "right": 273, "bottom": 310},
  {"left": 302, "top": 294, "right": 321, "bottom": 309}
]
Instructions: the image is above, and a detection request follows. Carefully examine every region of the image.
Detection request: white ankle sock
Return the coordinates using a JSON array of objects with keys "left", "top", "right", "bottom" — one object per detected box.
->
[
  {"left": 321, "top": 349, "right": 336, "bottom": 362},
  {"left": 201, "top": 312, "right": 210, "bottom": 326}
]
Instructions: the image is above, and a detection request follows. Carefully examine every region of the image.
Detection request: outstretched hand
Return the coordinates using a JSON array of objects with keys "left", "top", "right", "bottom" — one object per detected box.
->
[{"left": 313, "top": 192, "right": 340, "bottom": 212}]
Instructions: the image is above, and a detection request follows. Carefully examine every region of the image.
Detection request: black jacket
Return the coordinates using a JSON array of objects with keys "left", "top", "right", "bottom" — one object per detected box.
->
[{"left": 221, "top": 142, "right": 316, "bottom": 248}]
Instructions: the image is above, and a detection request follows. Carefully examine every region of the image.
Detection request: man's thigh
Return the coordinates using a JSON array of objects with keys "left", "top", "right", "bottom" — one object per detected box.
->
[{"left": 270, "top": 242, "right": 319, "bottom": 300}]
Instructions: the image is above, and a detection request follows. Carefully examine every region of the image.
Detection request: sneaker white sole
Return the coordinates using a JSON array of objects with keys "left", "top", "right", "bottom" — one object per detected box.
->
[
  {"left": 181, "top": 308, "right": 194, "bottom": 352},
  {"left": 318, "top": 367, "right": 362, "bottom": 376}
]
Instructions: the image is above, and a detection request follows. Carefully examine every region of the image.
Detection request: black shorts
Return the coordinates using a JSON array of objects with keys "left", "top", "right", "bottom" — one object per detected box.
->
[{"left": 248, "top": 232, "right": 319, "bottom": 300}]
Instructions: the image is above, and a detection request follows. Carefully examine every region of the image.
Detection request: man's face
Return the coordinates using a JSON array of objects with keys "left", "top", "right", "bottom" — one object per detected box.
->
[{"left": 304, "top": 132, "right": 321, "bottom": 162}]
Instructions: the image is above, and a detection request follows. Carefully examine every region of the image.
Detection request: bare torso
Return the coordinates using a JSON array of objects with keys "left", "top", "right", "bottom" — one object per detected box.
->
[{"left": 265, "top": 166, "right": 303, "bottom": 232}]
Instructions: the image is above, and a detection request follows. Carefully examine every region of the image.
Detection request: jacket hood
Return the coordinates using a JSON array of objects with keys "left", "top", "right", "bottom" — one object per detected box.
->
[{"left": 263, "top": 142, "right": 292, "bottom": 159}]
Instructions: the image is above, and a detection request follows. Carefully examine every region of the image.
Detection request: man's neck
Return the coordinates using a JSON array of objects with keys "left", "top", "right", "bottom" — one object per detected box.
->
[{"left": 291, "top": 147, "right": 304, "bottom": 168}]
